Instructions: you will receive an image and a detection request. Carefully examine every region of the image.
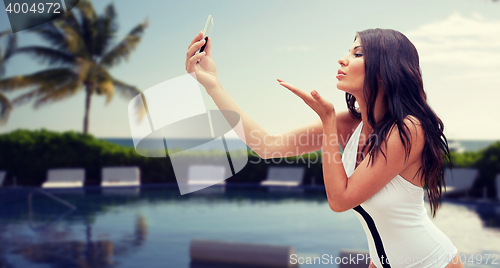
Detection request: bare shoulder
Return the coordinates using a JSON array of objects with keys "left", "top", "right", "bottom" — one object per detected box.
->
[
  {"left": 405, "top": 115, "right": 422, "bottom": 127},
  {"left": 403, "top": 115, "right": 424, "bottom": 142},
  {"left": 336, "top": 110, "right": 361, "bottom": 151},
  {"left": 387, "top": 115, "right": 423, "bottom": 137},
  {"left": 386, "top": 115, "right": 425, "bottom": 163}
]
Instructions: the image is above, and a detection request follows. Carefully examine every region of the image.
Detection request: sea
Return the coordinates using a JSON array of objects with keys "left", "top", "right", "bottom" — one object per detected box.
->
[
  {"left": 101, "top": 138, "right": 252, "bottom": 152},
  {"left": 100, "top": 138, "right": 498, "bottom": 153}
]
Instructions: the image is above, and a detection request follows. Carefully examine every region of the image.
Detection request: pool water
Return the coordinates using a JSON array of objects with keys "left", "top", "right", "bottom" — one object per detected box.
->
[{"left": 1, "top": 186, "right": 499, "bottom": 268}]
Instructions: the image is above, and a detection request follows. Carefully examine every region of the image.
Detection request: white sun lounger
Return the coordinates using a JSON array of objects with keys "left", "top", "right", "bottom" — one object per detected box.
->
[
  {"left": 101, "top": 166, "right": 141, "bottom": 195},
  {"left": 187, "top": 165, "right": 226, "bottom": 194},
  {"left": 42, "top": 168, "right": 85, "bottom": 188},
  {"left": 261, "top": 166, "right": 305, "bottom": 187},
  {"left": 261, "top": 166, "right": 305, "bottom": 193},
  {"left": 190, "top": 239, "right": 297, "bottom": 267},
  {"left": 443, "top": 168, "right": 478, "bottom": 196},
  {"left": 101, "top": 166, "right": 141, "bottom": 187}
]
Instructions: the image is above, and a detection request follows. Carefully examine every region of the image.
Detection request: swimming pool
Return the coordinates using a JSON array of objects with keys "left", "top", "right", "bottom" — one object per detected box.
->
[{"left": 1, "top": 186, "right": 499, "bottom": 268}]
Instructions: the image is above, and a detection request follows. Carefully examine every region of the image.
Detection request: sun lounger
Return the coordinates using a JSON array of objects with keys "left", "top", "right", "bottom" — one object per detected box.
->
[
  {"left": 260, "top": 166, "right": 305, "bottom": 193},
  {"left": 261, "top": 166, "right": 305, "bottom": 187},
  {"left": 101, "top": 167, "right": 141, "bottom": 195},
  {"left": 42, "top": 168, "right": 85, "bottom": 188},
  {"left": 101, "top": 166, "right": 140, "bottom": 187},
  {"left": 186, "top": 165, "right": 226, "bottom": 194},
  {"left": 190, "top": 239, "right": 297, "bottom": 267}
]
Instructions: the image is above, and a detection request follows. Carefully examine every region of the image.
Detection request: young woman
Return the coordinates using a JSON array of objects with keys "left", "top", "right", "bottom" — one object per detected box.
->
[{"left": 185, "top": 28, "right": 463, "bottom": 268}]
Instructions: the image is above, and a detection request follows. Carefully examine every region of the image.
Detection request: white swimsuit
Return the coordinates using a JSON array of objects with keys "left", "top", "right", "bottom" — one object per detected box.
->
[{"left": 341, "top": 121, "right": 458, "bottom": 268}]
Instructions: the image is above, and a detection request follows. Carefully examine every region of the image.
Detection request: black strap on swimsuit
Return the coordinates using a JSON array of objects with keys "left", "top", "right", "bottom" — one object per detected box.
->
[{"left": 353, "top": 205, "right": 392, "bottom": 268}]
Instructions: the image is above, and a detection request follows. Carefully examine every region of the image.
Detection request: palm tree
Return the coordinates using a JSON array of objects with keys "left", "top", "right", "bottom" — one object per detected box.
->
[
  {"left": 0, "top": 0, "right": 148, "bottom": 134},
  {"left": 0, "top": 29, "right": 16, "bottom": 125}
]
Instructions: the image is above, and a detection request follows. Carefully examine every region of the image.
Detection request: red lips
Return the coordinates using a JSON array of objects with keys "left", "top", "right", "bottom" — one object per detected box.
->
[{"left": 336, "top": 69, "right": 346, "bottom": 80}]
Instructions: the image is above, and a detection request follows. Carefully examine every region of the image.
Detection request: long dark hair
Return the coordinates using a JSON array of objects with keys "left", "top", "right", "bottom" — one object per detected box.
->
[{"left": 346, "top": 28, "right": 452, "bottom": 218}]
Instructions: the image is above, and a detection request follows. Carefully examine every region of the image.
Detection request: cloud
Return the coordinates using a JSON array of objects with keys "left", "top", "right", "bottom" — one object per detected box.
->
[
  {"left": 406, "top": 12, "right": 500, "bottom": 67},
  {"left": 405, "top": 12, "right": 500, "bottom": 139},
  {"left": 441, "top": 71, "right": 500, "bottom": 84}
]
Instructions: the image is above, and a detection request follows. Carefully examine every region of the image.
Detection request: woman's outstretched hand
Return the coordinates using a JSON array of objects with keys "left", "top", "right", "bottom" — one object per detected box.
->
[
  {"left": 278, "top": 79, "right": 336, "bottom": 122},
  {"left": 185, "top": 31, "right": 220, "bottom": 92}
]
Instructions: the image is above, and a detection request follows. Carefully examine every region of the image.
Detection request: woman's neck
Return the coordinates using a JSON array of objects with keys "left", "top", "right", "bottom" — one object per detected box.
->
[{"left": 355, "top": 91, "right": 387, "bottom": 135}]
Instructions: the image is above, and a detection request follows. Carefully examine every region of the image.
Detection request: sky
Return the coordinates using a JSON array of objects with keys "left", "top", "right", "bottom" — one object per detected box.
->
[{"left": 0, "top": 0, "right": 499, "bottom": 140}]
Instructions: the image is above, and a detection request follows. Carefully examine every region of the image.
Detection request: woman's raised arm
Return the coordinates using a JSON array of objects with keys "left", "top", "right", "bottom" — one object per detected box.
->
[
  {"left": 210, "top": 83, "right": 357, "bottom": 159},
  {"left": 264, "top": 110, "right": 359, "bottom": 159},
  {"left": 185, "top": 31, "right": 357, "bottom": 158}
]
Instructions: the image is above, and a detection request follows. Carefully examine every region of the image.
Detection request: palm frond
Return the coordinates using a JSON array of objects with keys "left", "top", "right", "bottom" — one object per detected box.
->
[
  {"left": 59, "top": 10, "right": 82, "bottom": 37},
  {"left": 54, "top": 20, "right": 88, "bottom": 56},
  {"left": 4, "top": 31, "right": 17, "bottom": 60},
  {"left": 112, "top": 78, "right": 142, "bottom": 99},
  {"left": 0, "top": 68, "right": 76, "bottom": 92},
  {"left": 75, "top": 58, "right": 92, "bottom": 83},
  {"left": 78, "top": 0, "right": 97, "bottom": 25},
  {"left": 28, "top": 23, "right": 67, "bottom": 49},
  {"left": 100, "top": 18, "right": 149, "bottom": 69},
  {"left": 94, "top": 66, "right": 114, "bottom": 104},
  {"left": 98, "top": 80, "right": 114, "bottom": 104},
  {"left": 77, "top": 0, "right": 97, "bottom": 55},
  {"left": 0, "top": 92, "right": 13, "bottom": 125},
  {"left": 15, "top": 46, "right": 76, "bottom": 66},
  {"left": 0, "top": 31, "right": 17, "bottom": 77},
  {"left": 10, "top": 88, "right": 40, "bottom": 106},
  {"left": 113, "top": 78, "right": 147, "bottom": 122},
  {"left": 94, "top": 3, "right": 118, "bottom": 56},
  {"left": 27, "top": 2, "right": 88, "bottom": 53},
  {"left": 33, "top": 79, "right": 81, "bottom": 109},
  {"left": 10, "top": 68, "right": 79, "bottom": 106},
  {"left": 0, "top": 76, "right": 36, "bottom": 92}
]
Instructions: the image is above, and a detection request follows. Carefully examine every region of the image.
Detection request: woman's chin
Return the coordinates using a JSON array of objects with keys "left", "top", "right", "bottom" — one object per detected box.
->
[{"left": 336, "top": 84, "right": 359, "bottom": 95}]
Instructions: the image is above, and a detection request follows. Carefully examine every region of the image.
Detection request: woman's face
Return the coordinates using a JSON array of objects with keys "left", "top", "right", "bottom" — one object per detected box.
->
[{"left": 336, "top": 37, "right": 365, "bottom": 95}]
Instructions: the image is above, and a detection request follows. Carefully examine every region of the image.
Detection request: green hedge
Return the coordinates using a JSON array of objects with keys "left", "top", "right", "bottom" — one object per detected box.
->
[
  {"left": 449, "top": 151, "right": 481, "bottom": 168},
  {"left": 0, "top": 129, "right": 167, "bottom": 186},
  {"left": 0, "top": 129, "right": 319, "bottom": 186},
  {"left": 475, "top": 141, "right": 500, "bottom": 182}
]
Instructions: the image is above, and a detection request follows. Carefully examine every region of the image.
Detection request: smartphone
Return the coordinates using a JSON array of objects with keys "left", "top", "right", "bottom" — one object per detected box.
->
[{"left": 198, "top": 15, "right": 213, "bottom": 54}]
